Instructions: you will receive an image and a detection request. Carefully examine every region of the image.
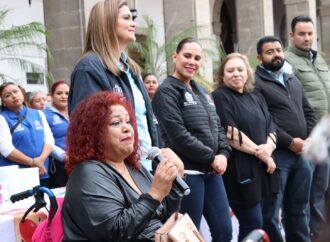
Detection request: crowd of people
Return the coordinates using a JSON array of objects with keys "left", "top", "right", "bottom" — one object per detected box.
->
[{"left": 1, "top": 0, "right": 330, "bottom": 241}]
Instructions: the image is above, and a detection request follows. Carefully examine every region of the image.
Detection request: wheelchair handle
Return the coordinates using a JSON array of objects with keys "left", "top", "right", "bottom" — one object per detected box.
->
[{"left": 10, "top": 189, "right": 34, "bottom": 203}]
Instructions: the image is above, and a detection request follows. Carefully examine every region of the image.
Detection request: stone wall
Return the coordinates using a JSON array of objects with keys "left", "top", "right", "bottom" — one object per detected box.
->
[
  {"left": 319, "top": 0, "right": 330, "bottom": 63},
  {"left": 235, "top": 0, "right": 264, "bottom": 58},
  {"left": 43, "top": 0, "right": 85, "bottom": 82},
  {"left": 42, "top": 0, "right": 330, "bottom": 83}
]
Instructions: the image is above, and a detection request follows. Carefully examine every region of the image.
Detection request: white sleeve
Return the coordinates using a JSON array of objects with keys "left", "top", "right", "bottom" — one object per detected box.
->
[
  {"left": 0, "top": 115, "right": 16, "bottom": 157},
  {"left": 51, "top": 146, "right": 66, "bottom": 162},
  {"left": 38, "top": 111, "right": 55, "bottom": 147}
]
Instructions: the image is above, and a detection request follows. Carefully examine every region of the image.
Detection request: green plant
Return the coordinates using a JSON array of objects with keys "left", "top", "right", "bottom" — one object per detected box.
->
[
  {"left": 248, "top": 56, "right": 259, "bottom": 70},
  {"left": 0, "top": 8, "right": 53, "bottom": 86},
  {"left": 128, "top": 15, "right": 198, "bottom": 81}
]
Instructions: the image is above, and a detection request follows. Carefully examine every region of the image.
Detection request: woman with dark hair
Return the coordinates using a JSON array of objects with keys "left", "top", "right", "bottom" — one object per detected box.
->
[
  {"left": 0, "top": 82, "right": 54, "bottom": 184},
  {"left": 212, "top": 53, "right": 278, "bottom": 241},
  {"left": 69, "top": 0, "right": 157, "bottom": 171},
  {"left": 62, "top": 91, "right": 184, "bottom": 241},
  {"left": 152, "top": 37, "right": 233, "bottom": 242},
  {"left": 44, "top": 80, "right": 70, "bottom": 188},
  {"left": 143, "top": 73, "right": 159, "bottom": 100},
  {"left": 143, "top": 73, "right": 163, "bottom": 147}
]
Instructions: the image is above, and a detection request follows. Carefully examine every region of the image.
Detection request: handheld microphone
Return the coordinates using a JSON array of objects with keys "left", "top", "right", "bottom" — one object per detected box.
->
[{"left": 147, "top": 147, "right": 191, "bottom": 196}]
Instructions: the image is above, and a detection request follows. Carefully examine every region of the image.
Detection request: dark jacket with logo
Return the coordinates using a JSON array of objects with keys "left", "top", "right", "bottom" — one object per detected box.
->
[
  {"left": 62, "top": 161, "right": 182, "bottom": 241},
  {"left": 152, "top": 76, "right": 231, "bottom": 173},
  {"left": 254, "top": 65, "right": 316, "bottom": 149},
  {"left": 68, "top": 51, "right": 158, "bottom": 146}
]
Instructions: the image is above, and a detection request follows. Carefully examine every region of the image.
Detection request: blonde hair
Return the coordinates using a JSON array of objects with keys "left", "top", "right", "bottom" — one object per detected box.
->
[
  {"left": 84, "top": 0, "right": 140, "bottom": 76},
  {"left": 215, "top": 52, "right": 255, "bottom": 92}
]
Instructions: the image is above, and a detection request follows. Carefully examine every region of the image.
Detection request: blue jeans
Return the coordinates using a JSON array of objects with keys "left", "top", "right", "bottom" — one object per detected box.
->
[
  {"left": 309, "top": 162, "right": 329, "bottom": 237},
  {"left": 180, "top": 173, "right": 232, "bottom": 242},
  {"left": 262, "top": 149, "right": 312, "bottom": 242},
  {"left": 231, "top": 202, "right": 263, "bottom": 242}
]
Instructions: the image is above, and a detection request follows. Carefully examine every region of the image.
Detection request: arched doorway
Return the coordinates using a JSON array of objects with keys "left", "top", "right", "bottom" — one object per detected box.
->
[
  {"left": 273, "top": 0, "right": 287, "bottom": 47},
  {"left": 212, "top": 0, "right": 237, "bottom": 54}
]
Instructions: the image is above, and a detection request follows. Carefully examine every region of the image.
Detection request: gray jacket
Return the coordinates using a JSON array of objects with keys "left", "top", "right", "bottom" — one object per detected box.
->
[{"left": 62, "top": 161, "right": 182, "bottom": 241}]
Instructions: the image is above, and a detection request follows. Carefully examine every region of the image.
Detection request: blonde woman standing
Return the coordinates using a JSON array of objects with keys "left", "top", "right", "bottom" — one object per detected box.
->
[
  {"left": 212, "top": 53, "right": 279, "bottom": 241},
  {"left": 68, "top": 0, "right": 158, "bottom": 170}
]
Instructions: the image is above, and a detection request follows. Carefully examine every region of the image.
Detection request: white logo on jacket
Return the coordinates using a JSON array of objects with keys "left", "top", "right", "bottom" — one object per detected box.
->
[
  {"left": 113, "top": 84, "right": 123, "bottom": 95},
  {"left": 34, "top": 120, "right": 43, "bottom": 130},
  {"left": 52, "top": 115, "right": 63, "bottom": 125},
  {"left": 183, "top": 92, "right": 197, "bottom": 106},
  {"left": 13, "top": 124, "right": 24, "bottom": 132}
]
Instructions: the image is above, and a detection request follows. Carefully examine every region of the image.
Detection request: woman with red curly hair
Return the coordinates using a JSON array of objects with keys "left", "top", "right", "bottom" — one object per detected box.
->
[{"left": 62, "top": 91, "right": 184, "bottom": 241}]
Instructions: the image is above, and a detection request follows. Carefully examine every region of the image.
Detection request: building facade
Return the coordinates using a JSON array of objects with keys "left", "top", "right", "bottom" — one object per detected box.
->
[
  {"left": 1, "top": 0, "right": 329, "bottom": 89},
  {"left": 0, "top": 0, "right": 48, "bottom": 93},
  {"left": 44, "top": 0, "right": 330, "bottom": 83}
]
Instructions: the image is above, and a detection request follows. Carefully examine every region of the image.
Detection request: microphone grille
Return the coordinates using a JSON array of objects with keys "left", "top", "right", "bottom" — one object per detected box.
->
[{"left": 147, "top": 147, "right": 161, "bottom": 160}]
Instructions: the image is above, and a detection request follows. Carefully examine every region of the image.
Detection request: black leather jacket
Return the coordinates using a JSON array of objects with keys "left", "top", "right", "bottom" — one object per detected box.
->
[{"left": 62, "top": 161, "right": 183, "bottom": 241}]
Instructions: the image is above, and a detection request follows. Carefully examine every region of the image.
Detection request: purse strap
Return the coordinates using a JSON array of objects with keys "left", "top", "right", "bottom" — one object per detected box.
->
[
  {"left": 192, "top": 228, "right": 205, "bottom": 242},
  {"left": 10, "top": 109, "right": 27, "bottom": 134},
  {"left": 174, "top": 212, "right": 179, "bottom": 221}
]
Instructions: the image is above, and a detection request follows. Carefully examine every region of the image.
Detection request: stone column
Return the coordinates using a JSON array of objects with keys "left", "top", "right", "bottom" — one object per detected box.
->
[
  {"left": 195, "top": 0, "right": 214, "bottom": 82},
  {"left": 319, "top": 0, "right": 330, "bottom": 63},
  {"left": 284, "top": 0, "right": 317, "bottom": 49},
  {"left": 163, "top": 0, "right": 195, "bottom": 42},
  {"left": 235, "top": 0, "right": 265, "bottom": 58},
  {"left": 263, "top": 0, "right": 274, "bottom": 35},
  {"left": 43, "top": 0, "right": 86, "bottom": 82},
  {"left": 163, "top": 0, "right": 214, "bottom": 83}
]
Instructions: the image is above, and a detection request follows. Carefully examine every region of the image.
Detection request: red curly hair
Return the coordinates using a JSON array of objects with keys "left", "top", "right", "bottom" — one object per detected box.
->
[
  {"left": 66, "top": 91, "right": 140, "bottom": 174},
  {"left": 51, "top": 80, "right": 70, "bottom": 95}
]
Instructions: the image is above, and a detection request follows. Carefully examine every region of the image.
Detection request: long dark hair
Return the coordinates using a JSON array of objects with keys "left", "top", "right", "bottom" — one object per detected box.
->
[{"left": 0, "top": 82, "right": 26, "bottom": 110}]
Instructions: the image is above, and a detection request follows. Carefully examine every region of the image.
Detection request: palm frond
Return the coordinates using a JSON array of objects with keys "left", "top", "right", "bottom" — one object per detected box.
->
[
  {"left": 0, "top": 56, "right": 44, "bottom": 73},
  {"left": 128, "top": 15, "right": 226, "bottom": 83},
  {"left": 0, "top": 22, "right": 46, "bottom": 43},
  {"left": 0, "top": 8, "right": 52, "bottom": 85},
  {"left": 0, "top": 72, "right": 16, "bottom": 84},
  {"left": 0, "top": 42, "right": 48, "bottom": 57},
  {"left": 45, "top": 71, "right": 55, "bottom": 92},
  {"left": 0, "top": 8, "right": 10, "bottom": 25},
  {"left": 195, "top": 74, "right": 214, "bottom": 92}
]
